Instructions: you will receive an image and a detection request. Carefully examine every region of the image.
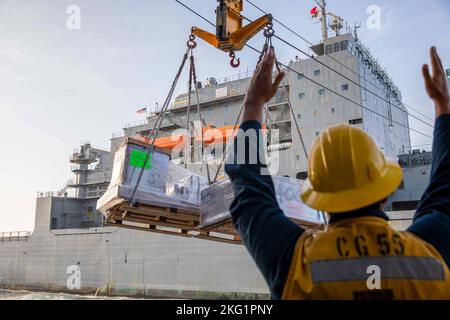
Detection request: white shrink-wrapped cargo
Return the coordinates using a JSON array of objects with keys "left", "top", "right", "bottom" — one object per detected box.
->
[
  {"left": 200, "top": 176, "right": 325, "bottom": 229},
  {"left": 97, "top": 138, "right": 208, "bottom": 216}
]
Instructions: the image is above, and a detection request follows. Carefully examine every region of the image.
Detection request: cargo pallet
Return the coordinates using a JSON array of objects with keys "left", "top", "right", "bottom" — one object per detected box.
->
[{"left": 105, "top": 202, "right": 325, "bottom": 245}]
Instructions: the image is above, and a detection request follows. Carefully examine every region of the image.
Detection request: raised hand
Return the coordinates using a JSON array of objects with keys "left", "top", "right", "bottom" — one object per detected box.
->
[
  {"left": 242, "top": 49, "right": 285, "bottom": 123},
  {"left": 422, "top": 47, "right": 450, "bottom": 118}
]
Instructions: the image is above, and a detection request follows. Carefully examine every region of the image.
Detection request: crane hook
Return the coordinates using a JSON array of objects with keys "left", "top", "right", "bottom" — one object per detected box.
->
[{"left": 229, "top": 50, "right": 240, "bottom": 68}]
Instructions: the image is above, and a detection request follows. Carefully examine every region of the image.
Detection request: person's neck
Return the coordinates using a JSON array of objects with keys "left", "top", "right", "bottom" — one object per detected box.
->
[{"left": 328, "top": 204, "right": 389, "bottom": 224}]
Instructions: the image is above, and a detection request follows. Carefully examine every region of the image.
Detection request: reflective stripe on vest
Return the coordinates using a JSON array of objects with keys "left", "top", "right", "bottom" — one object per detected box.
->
[{"left": 311, "top": 256, "right": 445, "bottom": 283}]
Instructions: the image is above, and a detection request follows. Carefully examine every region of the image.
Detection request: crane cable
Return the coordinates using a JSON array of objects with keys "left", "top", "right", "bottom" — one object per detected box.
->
[
  {"left": 246, "top": 0, "right": 435, "bottom": 124},
  {"left": 189, "top": 48, "right": 212, "bottom": 184}
]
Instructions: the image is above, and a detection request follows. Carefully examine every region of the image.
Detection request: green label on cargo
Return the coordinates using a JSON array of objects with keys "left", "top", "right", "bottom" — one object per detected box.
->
[{"left": 130, "top": 149, "right": 153, "bottom": 170}]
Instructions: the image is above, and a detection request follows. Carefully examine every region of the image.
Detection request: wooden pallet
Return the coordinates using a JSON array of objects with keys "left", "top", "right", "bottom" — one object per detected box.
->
[
  {"left": 200, "top": 217, "right": 325, "bottom": 240},
  {"left": 106, "top": 202, "right": 324, "bottom": 245},
  {"left": 105, "top": 202, "right": 242, "bottom": 244}
]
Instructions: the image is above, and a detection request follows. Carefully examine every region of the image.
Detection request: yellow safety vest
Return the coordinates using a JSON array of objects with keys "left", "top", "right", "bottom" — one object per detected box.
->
[{"left": 282, "top": 216, "right": 450, "bottom": 300}]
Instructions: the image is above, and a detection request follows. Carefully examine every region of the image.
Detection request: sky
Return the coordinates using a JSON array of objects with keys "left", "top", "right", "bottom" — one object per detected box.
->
[{"left": 0, "top": 0, "right": 449, "bottom": 232}]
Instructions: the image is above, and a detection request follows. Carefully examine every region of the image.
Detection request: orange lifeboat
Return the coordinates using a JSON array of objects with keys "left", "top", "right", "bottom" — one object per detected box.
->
[{"left": 132, "top": 124, "right": 267, "bottom": 151}]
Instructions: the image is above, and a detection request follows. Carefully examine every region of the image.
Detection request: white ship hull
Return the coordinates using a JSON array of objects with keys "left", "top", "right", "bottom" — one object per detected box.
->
[{"left": 0, "top": 197, "right": 268, "bottom": 299}]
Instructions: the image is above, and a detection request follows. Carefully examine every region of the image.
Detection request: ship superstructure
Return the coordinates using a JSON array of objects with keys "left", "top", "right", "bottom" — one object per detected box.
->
[{"left": 40, "top": 144, "right": 114, "bottom": 230}]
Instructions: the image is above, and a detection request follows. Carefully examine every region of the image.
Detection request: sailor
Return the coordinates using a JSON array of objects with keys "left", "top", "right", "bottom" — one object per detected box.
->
[{"left": 225, "top": 47, "right": 450, "bottom": 299}]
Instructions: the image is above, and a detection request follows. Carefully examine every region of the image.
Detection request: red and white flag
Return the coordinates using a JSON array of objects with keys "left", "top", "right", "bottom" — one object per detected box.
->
[
  {"left": 136, "top": 107, "right": 147, "bottom": 114},
  {"left": 311, "top": 6, "right": 320, "bottom": 18}
]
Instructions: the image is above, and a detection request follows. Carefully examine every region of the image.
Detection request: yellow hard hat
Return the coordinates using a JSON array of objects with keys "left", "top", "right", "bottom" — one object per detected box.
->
[{"left": 301, "top": 124, "right": 403, "bottom": 214}]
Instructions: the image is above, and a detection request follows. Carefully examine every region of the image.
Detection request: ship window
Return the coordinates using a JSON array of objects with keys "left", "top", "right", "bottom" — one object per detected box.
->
[
  {"left": 314, "top": 69, "right": 321, "bottom": 76},
  {"left": 342, "top": 84, "right": 349, "bottom": 91},
  {"left": 297, "top": 114, "right": 302, "bottom": 119},
  {"left": 347, "top": 42, "right": 355, "bottom": 54},
  {"left": 392, "top": 201, "right": 420, "bottom": 211},
  {"left": 319, "top": 88, "right": 326, "bottom": 96},
  {"left": 297, "top": 172, "right": 308, "bottom": 180},
  {"left": 316, "top": 131, "right": 320, "bottom": 136},
  {"left": 331, "top": 108, "right": 336, "bottom": 113},
  {"left": 314, "top": 111, "right": 320, "bottom": 118},
  {"left": 325, "top": 44, "right": 333, "bottom": 54},
  {"left": 297, "top": 73, "right": 304, "bottom": 80},
  {"left": 51, "top": 218, "right": 58, "bottom": 230},
  {"left": 81, "top": 221, "right": 96, "bottom": 229},
  {"left": 299, "top": 93, "right": 306, "bottom": 99},
  {"left": 334, "top": 42, "right": 340, "bottom": 52},
  {"left": 349, "top": 118, "right": 363, "bottom": 125},
  {"left": 296, "top": 155, "right": 300, "bottom": 160},
  {"left": 341, "top": 40, "right": 349, "bottom": 51}
]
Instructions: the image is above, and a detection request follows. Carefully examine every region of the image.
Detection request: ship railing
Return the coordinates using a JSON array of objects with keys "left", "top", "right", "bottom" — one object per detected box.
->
[
  {"left": 123, "top": 119, "right": 149, "bottom": 129},
  {"left": 398, "top": 146, "right": 433, "bottom": 156},
  {"left": 69, "top": 153, "right": 97, "bottom": 163},
  {"left": 213, "top": 69, "right": 255, "bottom": 85},
  {"left": 0, "top": 231, "right": 32, "bottom": 242},
  {"left": 37, "top": 191, "right": 57, "bottom": 198},
  {"left": 57, "top": 185, "right": 70, "bottom": 197},
  {"left": 37, "top": 191, "right": 71, "bottom": 198},
  {"left": 355, "top": 40, "right": 401, "bottom": 100},
  {"left": 112, "top": 131, "right": 125, "bottom": 139}
]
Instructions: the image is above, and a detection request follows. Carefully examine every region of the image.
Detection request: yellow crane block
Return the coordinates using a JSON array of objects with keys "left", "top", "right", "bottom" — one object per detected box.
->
[{"left": 192, "top": 0, "right": 272, "bottom": 66}]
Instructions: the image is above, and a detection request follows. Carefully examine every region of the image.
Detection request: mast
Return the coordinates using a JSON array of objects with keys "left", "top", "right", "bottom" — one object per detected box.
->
[{"left": 320, "top": 0, "right": 328, "bottom": 42}]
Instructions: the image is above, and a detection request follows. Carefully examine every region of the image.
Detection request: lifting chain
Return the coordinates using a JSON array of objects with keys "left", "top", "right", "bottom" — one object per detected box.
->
[
  {"left": 187, "top": 34, "right": 212, "bottom": 184},
  {"left": 130, "top": 34, "right": 203, "bottom": 205},
  {"left": 185, "top": 38, "right": 195, "bottom": 168},
  {"left": 258, "top": 20, "right": 275, "bottom": 64},
  {"left": 185, "top": 33, "right": 198, "bottom": 140}
]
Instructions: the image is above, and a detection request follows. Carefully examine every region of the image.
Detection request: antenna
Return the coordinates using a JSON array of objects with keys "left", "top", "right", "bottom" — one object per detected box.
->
[
  {"left": 327, "top": 12, "right": 344, "bottom": 36},
  {"left": 353, "top": 21, "right": 362, "bottom": 41},
  {"left": 320, "top": 0, "right": 328, "bottom": 42}
]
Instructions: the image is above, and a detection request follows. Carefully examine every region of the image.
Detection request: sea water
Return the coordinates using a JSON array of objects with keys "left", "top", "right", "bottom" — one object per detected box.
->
[{"left": 0, "top": 289, "right": 147, "bottom": 300}]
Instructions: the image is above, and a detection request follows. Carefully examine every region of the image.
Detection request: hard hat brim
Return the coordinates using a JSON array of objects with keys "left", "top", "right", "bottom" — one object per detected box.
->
[{"left": 301, "top": 159, "right": 403, "bottom": 213}]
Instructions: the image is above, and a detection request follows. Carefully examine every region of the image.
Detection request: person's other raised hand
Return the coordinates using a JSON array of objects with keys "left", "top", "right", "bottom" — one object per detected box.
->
[{"left": 422, "top": 47, "right": 450, "bottom": 118}]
